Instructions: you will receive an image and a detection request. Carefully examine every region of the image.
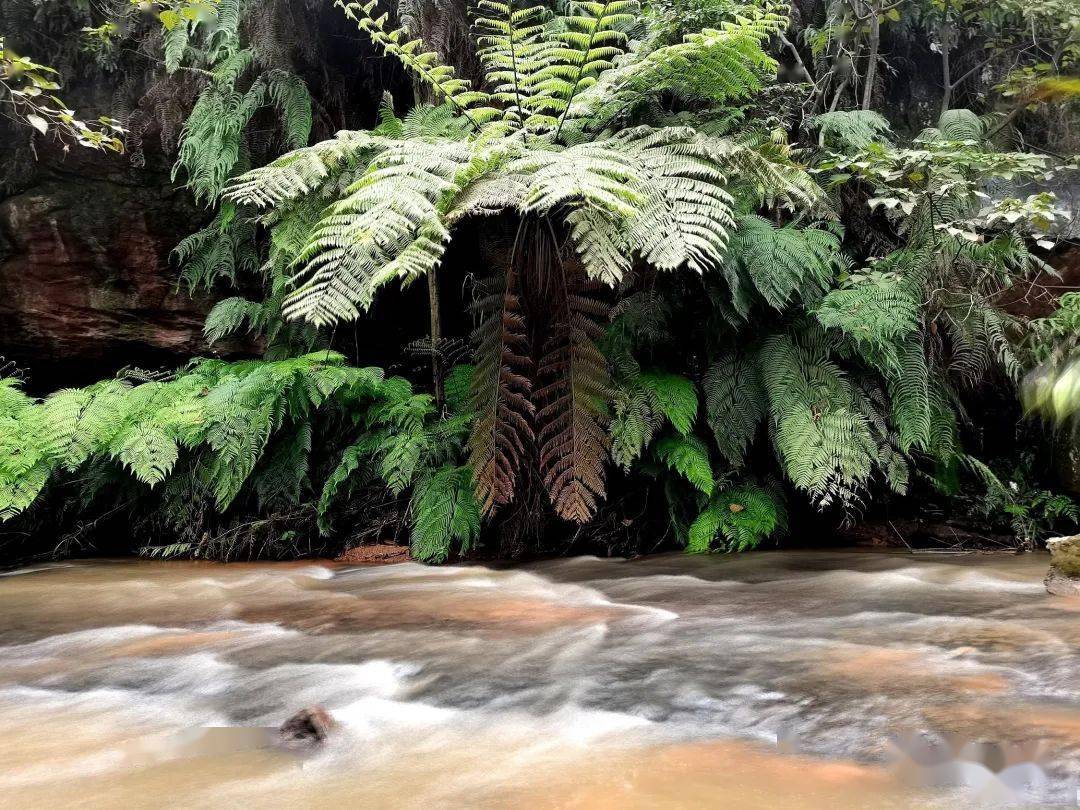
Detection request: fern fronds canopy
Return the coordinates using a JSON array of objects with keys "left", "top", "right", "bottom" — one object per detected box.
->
[{"left": 224, "top": 0, "right": 816, "bottom": 326}]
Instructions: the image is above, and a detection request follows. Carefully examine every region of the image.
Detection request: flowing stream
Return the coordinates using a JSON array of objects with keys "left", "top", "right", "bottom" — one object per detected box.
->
[{"left": 0, "top": 550, "right": 1077, "bottom": 807}]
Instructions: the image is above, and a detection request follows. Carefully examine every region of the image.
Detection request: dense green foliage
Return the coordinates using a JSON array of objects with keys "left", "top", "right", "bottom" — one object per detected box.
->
[{"left": 1, "top": 0, "right": 1077, "bottom": 563}]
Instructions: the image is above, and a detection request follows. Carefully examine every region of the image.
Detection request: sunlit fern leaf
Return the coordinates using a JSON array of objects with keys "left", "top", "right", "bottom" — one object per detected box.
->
[
  {"left": 225, "top": 131, "right": 391, "bottom": 208},
  {"left": 38, "top": 387, "right": 96, "bottom": 468},
  {"left": 654, "top": 434, "right": 714, "bottom": 496},
  {"left": 687, "top": 482, "right": 781, "bottom": 552},
  {"left": 565, "top": 15, "right": 783, "bottom": 131},
  {"left": 921, "top": 108, "right": 985, "bottom": 143},
  {"left": 622, "top": 127, "right": 736, "bottom": 275},
  {"left": 704, "top": 351, "right": 765, "bottom": 465},
  {"left": 474, "top": 0, "right": 553, "bottom": 131},
  {"left": 609, "top": 367, "right": 696, "bottom": 469},
  {"left": 116, "top": 424, "right": 180, "bottom": 487},
  {"left": 638, "top": 371, "right": 698, "bottom": 436},
  {"left": 374, "top": 91, "right": 403, "bottom": 137},
  {"left": 283, "top": 139, "right": 495, "bottom": 325},
  {"left": 546, "top": 0, "right": 638, "bottom": 138}
]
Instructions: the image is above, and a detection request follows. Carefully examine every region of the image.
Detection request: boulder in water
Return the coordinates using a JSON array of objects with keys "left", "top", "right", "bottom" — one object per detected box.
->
[
  {"left": 1045, "top": 535, "right": 1080, "bottom": 596},
  {"left": 279, "top": 706, "right": 335, "bottom": 745}
]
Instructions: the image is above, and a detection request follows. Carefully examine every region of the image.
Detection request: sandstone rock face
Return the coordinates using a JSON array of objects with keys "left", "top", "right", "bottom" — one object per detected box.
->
[
  {"left": 1046, "top": 535, "right": 1080, "bottom": 577},
  {"left": 1045, "top": 566, "right": 1080, "bottom": 597},
  {"left": 1044, "top": 534, "right": 1080, "bottom": 596},
  {"left": 0, "top": 171, "right": 230, "bottom": 391}
]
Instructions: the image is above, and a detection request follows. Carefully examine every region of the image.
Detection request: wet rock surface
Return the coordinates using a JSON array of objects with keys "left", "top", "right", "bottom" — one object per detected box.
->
[
  {"left": 1044, "top": 535, "right": 1080, "bottom": 595},
  {"left": 278, "top": 706, "right": 335, "bottom": 745},
  {"left": 1045, "top": 565, "right": 1080, "bottom": 597}
]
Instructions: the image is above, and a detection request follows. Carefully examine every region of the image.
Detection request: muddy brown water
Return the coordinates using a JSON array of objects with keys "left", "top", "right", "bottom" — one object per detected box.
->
[{"left": 0, "top": 550, "right": 1076, "bottom": 807}]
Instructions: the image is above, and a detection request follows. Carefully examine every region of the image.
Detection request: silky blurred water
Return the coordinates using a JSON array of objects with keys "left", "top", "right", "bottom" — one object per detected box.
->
[{"left": 0, "top": 550, "right": 1076, "bottom": 807}]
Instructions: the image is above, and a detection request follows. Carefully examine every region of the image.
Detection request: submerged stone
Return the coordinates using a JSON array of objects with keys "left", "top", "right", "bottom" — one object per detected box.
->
[{"left": 279, "top": 706, "right": 335, "bottom": 745}]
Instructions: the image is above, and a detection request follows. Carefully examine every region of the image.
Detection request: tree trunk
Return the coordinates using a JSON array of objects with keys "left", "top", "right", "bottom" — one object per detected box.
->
[
  {"left": 939, "top": 32, "right": 952, "bottom": 116},
  {"left": 428, "top": 268, "right": 444, "bottom": 409},
  {"left": 861, "top": 13, "right": 880, "bottom": 111}
]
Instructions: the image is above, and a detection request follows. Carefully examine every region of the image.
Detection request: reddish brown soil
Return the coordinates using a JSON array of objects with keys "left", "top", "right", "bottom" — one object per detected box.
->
[{"left": 334, "top": 544, "right": 411, "bottom": 565}]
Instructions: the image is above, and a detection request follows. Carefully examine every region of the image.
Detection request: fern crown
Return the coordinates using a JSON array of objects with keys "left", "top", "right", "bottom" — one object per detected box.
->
[{"left": 225, "top": 0, "right": 809, "bottom": 326}]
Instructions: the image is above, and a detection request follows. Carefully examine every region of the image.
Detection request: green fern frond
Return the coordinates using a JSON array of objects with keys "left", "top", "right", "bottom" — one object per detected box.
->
[
  {"left": 409, "top": 465, "right": 481, "bottom": 563},
  {"left": 809, "top": 110, "right": 891, "bottom": 150},
  {"left": 704, "top": 351, "right": 765, "bottom": 465},
  {"left": 654, "top": 434, "right": 714, "bottom": 496},
  {"left": 726, "top": 214, "right": 840, "bottom": 310},
  {"left": 687, "top": 482, "right": 781, "bottom": 552},
  {"left": 337, "top": 0, "right": 499, "bottom": 129}
]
